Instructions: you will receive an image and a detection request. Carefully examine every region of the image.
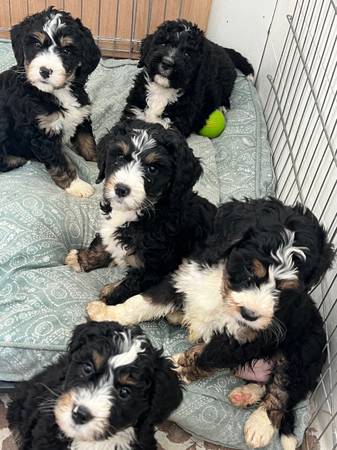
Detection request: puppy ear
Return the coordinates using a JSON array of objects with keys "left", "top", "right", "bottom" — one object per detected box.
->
[
  {"left": 145, "top": 350, "right": 182, "bottom": 426},
  {"left": 96, "top": 122, "right": 128, "bottom": 183},
  {"left": 158, "top": 129, "right": 202, "bottom": 200},
  {"left": 138, "top": 33, "right": 154, "bottom": 68},
  {"left": 76, "top": 18, "right": 101, "bottom": 82},
  {"left": 10, "top": 15, "right": 34, "bottom": 66}
]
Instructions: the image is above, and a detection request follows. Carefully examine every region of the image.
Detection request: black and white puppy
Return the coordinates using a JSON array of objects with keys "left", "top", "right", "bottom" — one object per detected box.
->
[
  {"left": 8, "top": 320, "right": 183, "bottom": 450},
  {"left": 121, "top": 19, "right": 254, "bottom": 136},
  {"left": 0, "top": 7, "right": 100, "bottom": 196},
  {"left": 65, "top": 119, "right": 216, "bottom": 307},
  {"left": 87, "top": 198, "right": 334, "bottom": 450}
]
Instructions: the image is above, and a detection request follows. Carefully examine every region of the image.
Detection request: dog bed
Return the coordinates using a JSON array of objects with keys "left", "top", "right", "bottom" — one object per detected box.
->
[{"left": 0, "top": 40, "right": 311, "bottom": 450}]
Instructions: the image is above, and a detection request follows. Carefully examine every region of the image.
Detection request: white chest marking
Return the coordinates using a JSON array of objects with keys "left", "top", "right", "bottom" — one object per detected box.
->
[
  {"left": 71, "top": 427, "right": 135, "bottom": 450},
  {"left": 100, "top": 210, "right": 139, "bottom": 268},
  {"left": 38, "top": 87, "right": 91, "bottom": 143},
  {"left": 174, "top": 261, "right": 240, "bottom": 343},
  {"left": 131, "top": 74, "right": 180, "bottom": 128}
]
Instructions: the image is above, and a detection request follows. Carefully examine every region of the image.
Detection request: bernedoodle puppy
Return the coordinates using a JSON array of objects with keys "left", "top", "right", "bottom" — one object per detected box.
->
[
  {"left": 121, "top": 19, "right": 254, "bottom": 136},
  {"left": 8, "top": 320, "right": 183, "bottom": 450},
  {"left": 87, "top": 198, "right": 334, "bottom": 450},
  {"left": 0, "top": 7, "right": 100, "bottom": 197},
  {"left": 65, "top": 119, "right": 216, "bottom": 306}
]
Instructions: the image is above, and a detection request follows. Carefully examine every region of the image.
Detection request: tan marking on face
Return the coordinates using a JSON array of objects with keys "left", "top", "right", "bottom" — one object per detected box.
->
[
  {"left": 118, "top": 141, "right": 129, "bottom": 155},
  {"left": 104, "top": 175, "right": 116, "bottom": 192},
  {"left": 278, "top": 279, "right": 299, "bottom": 290},
  {"left": 54, "top": 391, "right": 74, "bottom": 421},
  {"left": 59, "top": 35, "right": 74, "bottom": 47},
  {"left": 252, "top": 258, "right": 267, "bottom": 278},
  {"left": 118, "top": 373, "right": 137, "bottom": 385},
  {"left": 144, "top": 152, "right": 160, "bottom": 164},
  {"left": 93, "top": 351, "right": 105, "bottom": 371},
  {"left": 33, "top": 31, "right": 46, "bottom": 45}
]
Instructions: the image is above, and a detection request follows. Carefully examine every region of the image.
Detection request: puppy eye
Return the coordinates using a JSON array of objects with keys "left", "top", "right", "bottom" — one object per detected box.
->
[
  {"left": 33, "top": 41, "right": 42, "bottom": 49},
  {"left": 81, "top": 362, "right": 95, "bottom": 376},
  {"left": 146, "top": 165, "right": 159, "bottom": 175},
  {"left": 114, "top": 154, "right": 125, "bottom": 165},
  {"left": 161, "top": 42, "right": 167, "bottom": 47},
  {"left": 61, "top": 47, "right": 72, "bottom": 55},
  {"left": 118, "top": 387, "right": 131, "bottom": 399},
  {"left": 184, "top": 51, "right": 190, "bottom": 57}
]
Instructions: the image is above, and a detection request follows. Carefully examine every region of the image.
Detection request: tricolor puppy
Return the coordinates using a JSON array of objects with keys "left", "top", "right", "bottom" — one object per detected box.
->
[
  {"left": 7, "top": 321, "right": 182, "bottom": 450},
  {"left": 65, "top": 120, "right": 216, "bottom": 306},
  {"left": 0, "top": 7, "right": 100, "bottom": 196},
  {"left": 87, "top": 198, "right": 334, "bottom": 450},
  {"left": 121, "top": 19, "right": 254, "bottom": 136}
]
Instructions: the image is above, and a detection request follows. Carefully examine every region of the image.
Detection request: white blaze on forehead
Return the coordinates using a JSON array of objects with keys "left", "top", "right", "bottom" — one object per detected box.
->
[
  {"left": 269, "top": 229, "right": 307, "bottom": 282},
  {"left": 109, "top": 335, "right": 146, "bottom": 369},
  {"left": 43, "top": 13, "right": 65, "bottom": 43},
  {"left": 131, "top": 129, "right": 156, "bottom": 154}
]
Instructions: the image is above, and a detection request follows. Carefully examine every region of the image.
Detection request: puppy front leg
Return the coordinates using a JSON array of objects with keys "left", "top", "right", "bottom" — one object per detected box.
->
[
  {"left": 65, "top": 233, "right": 112, "bottom": 272},
  {"left": 171, "top": 344, "right": 217, "bottom": 384},
  {"left": 32, "top": 136, "right": 94, "bottom": 197},
  {"left": 87, "top": 291, "right": 176, "bottom": 325},
  {"left": 71, "top": 119, "right": 97, "bottom": 162}
]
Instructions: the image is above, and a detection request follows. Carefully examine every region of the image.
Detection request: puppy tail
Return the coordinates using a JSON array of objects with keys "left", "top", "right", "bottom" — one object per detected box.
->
[{"left": 225, "top": 48, "right": 254, "bottom": 77}]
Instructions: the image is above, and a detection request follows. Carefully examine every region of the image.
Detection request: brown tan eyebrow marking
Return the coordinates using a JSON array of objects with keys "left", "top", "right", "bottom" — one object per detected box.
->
[
  {"left": 252, "top": 258, "right": 267, "bottom": 278},
  {"left": 92, "top": 350, "right": 105, "bottom": 370},
  {"left": 144, "top": 152, "right": 161, "bottom": 164},
  {"left": 59, "top": 36, "right": 74, "bottom": 47},
  {"left": 32, "top": 32, "right": 46, "bottom": 44},
  {"left": 118, "top": 141, "right": 129, "bottom": 155},
  {"left": 118, "top": 373, "right": 137, "bottom": 385}
]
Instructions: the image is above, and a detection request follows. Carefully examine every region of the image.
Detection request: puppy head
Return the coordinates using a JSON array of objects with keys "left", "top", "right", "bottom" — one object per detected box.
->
[
  {"left": 54, "top": 321, "right": 182, "bottom": 442},
  {"left": 220, "top": 229, "right": 308, "bottom": 336},
  {"left": 96, "top": 121, "right": 202, "bottom": 213},
  {"left": 10, "top": 7, "right": 100, "bottom": 93},
  {"left": 138, "top": 19, "right": 204, "bottom": 89}
]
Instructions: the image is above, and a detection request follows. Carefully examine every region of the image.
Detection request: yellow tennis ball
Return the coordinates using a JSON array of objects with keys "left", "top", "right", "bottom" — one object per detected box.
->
[{"left": 198, "top": 109, "right": 226, "bottom": 138}]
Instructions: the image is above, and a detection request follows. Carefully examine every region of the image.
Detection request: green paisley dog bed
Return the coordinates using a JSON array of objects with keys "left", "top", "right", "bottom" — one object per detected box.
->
[{"left": 0, "top": 40, "right": 309, "bottom": 449}]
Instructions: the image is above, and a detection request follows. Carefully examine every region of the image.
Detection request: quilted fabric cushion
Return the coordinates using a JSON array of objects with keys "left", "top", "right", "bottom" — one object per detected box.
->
[{"left": 0, "top": 42, "right": 313, "bottom": 450}]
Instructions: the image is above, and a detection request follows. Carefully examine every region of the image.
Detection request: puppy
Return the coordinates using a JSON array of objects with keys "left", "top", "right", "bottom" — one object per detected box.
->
[
  {"left": 65, "top": 120, "right": 216, "bottom": 308},
  {"left": 121, "top": 19, "right": 254, "bottom": 136},
  {"left": 87, "top": 198, "right": 334, "bottom": 450},
  {"left": 0, "top": 7, "right": 100, "bottom": 197},
  {"left": 8, "top": 320, "right": 182, "bottom": 450}
]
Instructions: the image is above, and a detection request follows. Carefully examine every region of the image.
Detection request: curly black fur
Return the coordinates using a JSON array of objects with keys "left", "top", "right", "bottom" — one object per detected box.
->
[
  {"left": 121, "top": 19, "right": 254, "bottom": 136},
  {"left": 7, "top": 321, "right": 183, "bottom": 450},
  {"left": 0, "top": 7, "right": 100, "bottom": 189},
  {"left": 66, "top": 119, "right": 216, "bottom": 305},
  {"left": 137, "top": 198, "right": 334, "bottom": 442}
]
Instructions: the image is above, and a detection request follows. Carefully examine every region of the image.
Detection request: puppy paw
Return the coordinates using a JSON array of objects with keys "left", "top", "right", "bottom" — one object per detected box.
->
[
  {"left": 65, "top": 177, "right": 95, "bottom": 198},
  {"left": 65, "top": 249, "right": 82, "bottom": 272},
  {"left": 166, "top": 311, "right": 185, "bottom": 326},
  {"left": 280, "top": 435, "right": 297, "bottom": 450},
  {"left": 86, "top": 301, "right": 109, "bottom": 322},
  {"left": 187, "top": 327, "right": 202, "bottom": 344},
  {"left": 99, "top": 281, "right": 121, "bottom": 302},
  {"left": 228, "top": 383, "right": 266, "bottom": 408},
  {"left": 244, "top": 407, "right": 275, "bottom": 448}
]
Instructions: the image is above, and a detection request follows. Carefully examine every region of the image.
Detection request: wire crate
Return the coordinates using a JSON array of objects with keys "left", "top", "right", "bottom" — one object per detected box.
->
[{"left": 260, "top": 0, "right": 337, "bottom": 448}]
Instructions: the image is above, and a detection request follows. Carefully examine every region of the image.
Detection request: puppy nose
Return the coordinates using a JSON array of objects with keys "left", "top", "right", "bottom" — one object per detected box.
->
[
  {"left": 115, "top": 183, "right": 130, "bottom": 198},
  {"left": 39, "top": 66, "right": 53, "bottom": 79},
  {"left": 240, "top": 306, "right": 259, "bottom": 322},
  {"left": 161, "top": 57, "right": 174, "bottom": 70},
  {"left": 72, "top": 405, "right": 92, "bottom": 425}
]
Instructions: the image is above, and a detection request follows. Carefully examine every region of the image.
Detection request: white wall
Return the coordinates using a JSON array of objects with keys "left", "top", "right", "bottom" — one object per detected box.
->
[{"left": 206, "top": 0, "right": 296, "bottom": 102}]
